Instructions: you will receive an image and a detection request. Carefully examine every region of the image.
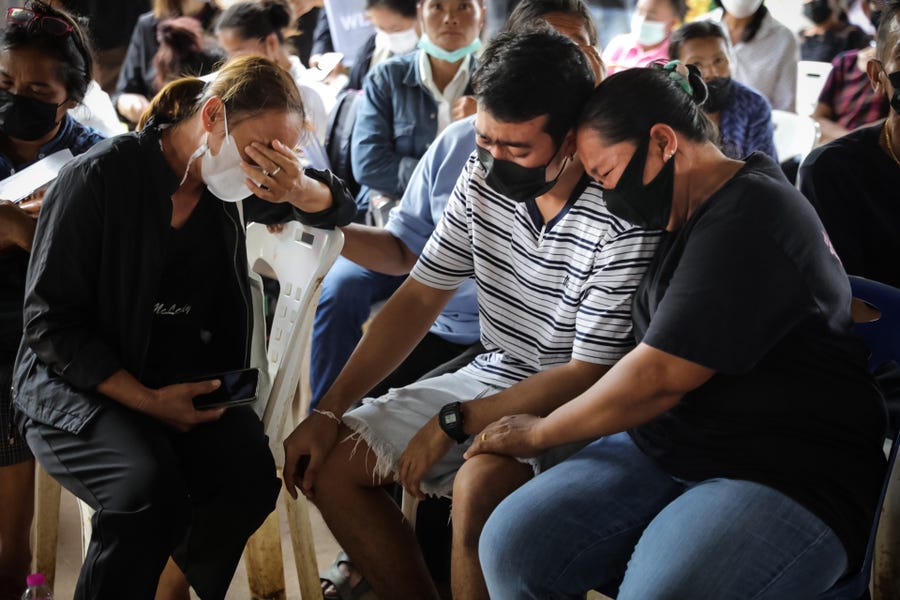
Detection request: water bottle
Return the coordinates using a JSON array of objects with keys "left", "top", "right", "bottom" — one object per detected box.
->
[{"left": 21, "top": 573, "right": 53, "bottom": 600}]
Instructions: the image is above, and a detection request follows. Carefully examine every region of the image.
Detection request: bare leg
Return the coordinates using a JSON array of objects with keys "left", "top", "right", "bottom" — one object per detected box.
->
[
  {"left": 450, "top": 454, "right": 532, "bottom": 600},
  {"left": 155, "top": 558, "right": 190, "bottom": 600},
  {"left": 0, "top": 460, "right": 34, "bottom": 600},
  {"left": 312, "top": 425, "right": 440, "bottom": 600}
]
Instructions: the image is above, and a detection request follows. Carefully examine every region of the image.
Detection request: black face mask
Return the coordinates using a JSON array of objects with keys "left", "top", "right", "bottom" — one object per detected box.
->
[
  {"left": 803, "top": 0, "right": 832, "bottom": 24},
  {"left": 602, "top": 136, "right": 674, "bottom": 230},
  {"left": 889, "top": 70, "right": 900, "bottom": 113},
  {"left": 0, "top": 90, "right": 62, "bottom": 141},
  {"left": 703, "top": 77, "right": 734, "bottom": 113},
  {"left": 476, "top": 144, "right": 567, "bottom": 202}
]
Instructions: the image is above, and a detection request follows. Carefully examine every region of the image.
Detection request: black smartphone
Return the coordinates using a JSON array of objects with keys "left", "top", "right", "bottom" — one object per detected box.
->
[{"left": 189, "top": 367, "right": 260, "bottom": 410}]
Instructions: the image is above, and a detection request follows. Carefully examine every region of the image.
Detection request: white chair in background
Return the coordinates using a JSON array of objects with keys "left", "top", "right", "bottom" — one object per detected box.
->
[
  {"left": 796, "top": 60, "right": 833, "bottom": 117},
  {"left": 40, "top": 220, "right": 343, "bottom": 600},
  {"left": 771, "top": 109, "right": 821, "bottom": 163}
]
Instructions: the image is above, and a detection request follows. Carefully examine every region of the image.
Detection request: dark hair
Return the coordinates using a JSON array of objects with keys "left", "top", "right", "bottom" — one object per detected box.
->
[
  {"left": 502, "top": 0, "right": 599, "bottom": 46},
  {"left": 139, "top": 54, "right": 304, "bottom": 129},
  {"left": 1, "top": 0, "right": 93, "bottom": 103},
  {"left": 668, "top": 20, "right": 728, "bottom": 61},
  {"left": 876, "top": 0, "right": 900, "bottom": 61},
  {"left": 715, "top": 0, "right": 768, "bottom": 43},
  {"left": 365, "top": 0, "right": 417, "bottom": 19},
  {"left": 472, "top": 29, "right": 594, "bottom": 144},
  {"left": 153, "top": 17, "right": 205, "bottom": 91},
  {"left": 667, "top": 0, "right": 689, "bottom": 21},
  {"left": 578, "top": 64, "right": 716, "bottom": 145},
  {"left": 216, "top": 0, "right": 291, "bottom": 43}
]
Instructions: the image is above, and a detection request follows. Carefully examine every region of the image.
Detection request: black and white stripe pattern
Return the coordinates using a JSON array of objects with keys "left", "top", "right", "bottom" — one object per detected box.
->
[{"left": 411, "top": 154, "right": 662, "bottom": 388}]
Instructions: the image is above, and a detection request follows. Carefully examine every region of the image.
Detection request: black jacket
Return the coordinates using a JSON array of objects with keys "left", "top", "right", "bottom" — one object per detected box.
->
[{"left": 12, "top": 125, "right": 354, "bottom": 434}]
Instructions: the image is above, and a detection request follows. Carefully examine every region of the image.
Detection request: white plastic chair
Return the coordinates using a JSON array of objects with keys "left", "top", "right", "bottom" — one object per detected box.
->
[
  {"left": 771, "top": 109, "right": 821, "bottom": 163},
  {"left": 59, "top": 220, "right": 343, "bottom": 599},
  {"left": 796, "top": 60, "right": 833, "bottom": 117},
  {"left": 240, "top": 220, "right": 344, "bottom": 600}
]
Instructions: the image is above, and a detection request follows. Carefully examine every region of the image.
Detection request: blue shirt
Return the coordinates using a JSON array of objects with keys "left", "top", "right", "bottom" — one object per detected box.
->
[
  {"left": 386, "top": 116, "right": 480, "bottom": 345},
  {"left": 718, "top": 79, "right": 778, "bottom": 161},
  {"left": 0, "top": 114, "right": 105, "bottom": 178},
  {"left": 351, "top": 50, "right": 474, "bottom": 209}
]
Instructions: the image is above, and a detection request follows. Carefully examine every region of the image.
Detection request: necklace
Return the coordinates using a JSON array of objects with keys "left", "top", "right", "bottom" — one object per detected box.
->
[{"left": 884, "top": 120, "right": 900, "bottom": 168}]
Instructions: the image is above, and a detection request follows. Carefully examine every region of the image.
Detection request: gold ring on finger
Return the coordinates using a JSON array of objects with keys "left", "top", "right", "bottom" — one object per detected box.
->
[
  {"left": 270, "top": 166, "right": 282, "bottom": 177},
  {"left": 481, "top": 432, "right": 486, "bottom": 442}
]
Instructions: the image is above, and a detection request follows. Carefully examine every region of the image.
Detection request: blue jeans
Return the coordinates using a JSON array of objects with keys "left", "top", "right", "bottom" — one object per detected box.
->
[
  {"left": 479, "top": 432, "right": 848, "bottom": 599},
  {"left": 309, "top": 256, "right": 405, "bottom": 407}
]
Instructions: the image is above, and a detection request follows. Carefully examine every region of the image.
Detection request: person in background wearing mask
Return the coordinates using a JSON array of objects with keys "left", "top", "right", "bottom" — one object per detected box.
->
[
  {"left": 215, "top": 0, "right": 329, "bottom": 142},
  {"left": 471, "top": 61, "right": 887, "bottom": 600},
  {"left": 0, "top": 5, "right": 105, "bottom": 599},
  {"left": 283, "top": 29, "right": 659, "bottom": 600},
  {"left": 11, "top": 55, "right": 355, "bottom": 600},
  {"left": 347, "top": 0, "right": 419, "bottom": 91},
  {"left": 799, "top": 0, "right": 900, "bottom": 289},
  {"left": 602, "top": 0, "right": 686, "bottom": 74},
  {"left": 669, "top": 20, "right": 775, "bottom": 159},
  {"left": 799, "top": 0, "right": 869, "bottom": 62},
  {"left": 812, "top": 0, "right": 889, "bottom": 144},
  {"left": 703, "top": 0, "right": 798, "bottom": 111}
]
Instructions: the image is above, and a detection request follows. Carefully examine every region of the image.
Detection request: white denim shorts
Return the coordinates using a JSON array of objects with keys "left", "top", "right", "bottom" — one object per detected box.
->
[{"left": 341, "top": 370, "right": 588, "bottom": 497}]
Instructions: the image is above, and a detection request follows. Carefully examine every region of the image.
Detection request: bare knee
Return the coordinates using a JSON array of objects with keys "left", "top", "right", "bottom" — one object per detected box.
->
[
  {"left": 452, "top": 455, "right": 531, "bottom": 549},
  {"left": 311, "top": 429, "right": 393, "bottom": 506}
]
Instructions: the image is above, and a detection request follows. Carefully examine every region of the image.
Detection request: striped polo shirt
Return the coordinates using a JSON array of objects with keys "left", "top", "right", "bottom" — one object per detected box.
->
[{"left": 411, "top": 154, "right": 662, "bottom": 388}]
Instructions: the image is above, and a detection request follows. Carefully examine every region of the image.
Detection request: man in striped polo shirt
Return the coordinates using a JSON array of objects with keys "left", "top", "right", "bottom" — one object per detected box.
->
[{"left": 284, "top": 28, "right": 661, "bottom": 599}]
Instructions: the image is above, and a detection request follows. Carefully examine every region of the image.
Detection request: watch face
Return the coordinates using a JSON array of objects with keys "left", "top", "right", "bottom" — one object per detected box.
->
[{"left": 444, "top": 413, "right": 458, "bottom": 425}]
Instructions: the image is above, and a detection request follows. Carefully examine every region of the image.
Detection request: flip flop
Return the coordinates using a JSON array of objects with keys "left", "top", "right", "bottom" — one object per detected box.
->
[{"left": 320, "top": 550, "right": 377, "bottom": 600}]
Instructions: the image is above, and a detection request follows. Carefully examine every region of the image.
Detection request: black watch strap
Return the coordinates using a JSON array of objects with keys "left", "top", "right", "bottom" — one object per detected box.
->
[{"left": 438, "top": 401, "right": 468, "bottom": 444}]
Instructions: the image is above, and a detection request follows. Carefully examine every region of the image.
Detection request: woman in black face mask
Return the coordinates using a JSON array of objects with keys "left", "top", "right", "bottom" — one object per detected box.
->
[
  {"left": 0, "top": 2, "right": 103, "bottom": 598},
  {"left": 799, "top": 0, "right": 869, "bottom": 62},
  {"left": 668, "top": 20, "right": 775, "bottom": 160},
  {"left": 468, "top": 61, "right": 887, "bottom": 598}
]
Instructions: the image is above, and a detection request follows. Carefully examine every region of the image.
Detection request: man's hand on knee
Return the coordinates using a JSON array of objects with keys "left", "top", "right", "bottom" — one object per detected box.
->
[
  {"left": 283, "top": 412, "right": 341, "bottom": 500},
  {"left": 398, "top": 417, "right": 455, "bottom": 499}
]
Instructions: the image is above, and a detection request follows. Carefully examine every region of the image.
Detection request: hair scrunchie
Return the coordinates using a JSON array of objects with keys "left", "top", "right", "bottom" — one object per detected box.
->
[{"left": 662, "top": 60, "right": 693, "bottom": 96}]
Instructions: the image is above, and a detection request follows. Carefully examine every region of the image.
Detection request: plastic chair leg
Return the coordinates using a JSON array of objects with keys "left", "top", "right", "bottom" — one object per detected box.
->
[
  {"left": 874, "top": 460, "right": 900, "bottom": 599},
  {"left": 31, "top": 465, "right": 61, "bottom": 590},
  {"left": 285, "top": 492, "right": 321, "bottom": 600},
  {"left": 244, "top": 508, "right": 287, "bottom": 600}
]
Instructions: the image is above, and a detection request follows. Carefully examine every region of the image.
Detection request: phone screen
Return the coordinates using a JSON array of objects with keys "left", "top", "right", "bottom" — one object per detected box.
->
[{"left": 191, "top": 368, "right": 259, "bottom": 410}]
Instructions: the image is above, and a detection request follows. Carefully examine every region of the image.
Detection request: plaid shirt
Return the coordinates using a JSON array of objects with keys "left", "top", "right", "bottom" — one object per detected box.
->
[{"left": 818, "top": 49, "right": 889, "bottom": 131}]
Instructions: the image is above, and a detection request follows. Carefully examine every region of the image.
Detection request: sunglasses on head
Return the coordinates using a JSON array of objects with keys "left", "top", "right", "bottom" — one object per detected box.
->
[{"left": 6, "top": 7, "right": 74, "bottom": 37}]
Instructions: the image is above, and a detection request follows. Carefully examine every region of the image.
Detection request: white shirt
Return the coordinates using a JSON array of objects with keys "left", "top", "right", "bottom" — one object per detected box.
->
[
  {"left": 703, "top": 8, "right": 799, "bottom": 112},
  {"left": 68, "top": 80, "right": 126, "bottom": 137},
  {"left": 287, "top": 55, "right": 330, "bottom": 144},
  {"left": 417, "top": 52, "right": 473, "bottom": 134}
]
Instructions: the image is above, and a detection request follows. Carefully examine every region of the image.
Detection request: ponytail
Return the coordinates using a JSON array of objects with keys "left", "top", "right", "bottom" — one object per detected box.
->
[{"left": 138, "top": 76, "right": 206, "bottom": 130}]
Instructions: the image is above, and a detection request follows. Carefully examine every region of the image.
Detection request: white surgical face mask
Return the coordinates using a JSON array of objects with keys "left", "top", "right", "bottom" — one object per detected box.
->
[
  {"left": 376, "top": 26, "right": 419, "bottom": 55},
  {"left": 631, "top": 14, "right": 668, "bottom": 47},
  {"left": 720, "top": 0, "right": 764, "bottom": 19},
  {"left": 190, "top": 102, "right": 254, "bottom": 202}
]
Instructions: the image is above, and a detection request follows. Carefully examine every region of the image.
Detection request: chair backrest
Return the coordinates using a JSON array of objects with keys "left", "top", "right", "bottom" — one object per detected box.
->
[
  {"left": 796, "top": 60, "right": 833, "bottom": 117},
  {"left": 246, "top": 221, "right": 344, "bottom": 466},
  {"left": 771, "top": 109, "right": 820, "bottom": 162},
  {"left": 817, "top": 276, "right": 900, "bottom": 599},
  {"left": 324, "top": 89, "right": 363, "bottom": 198}
]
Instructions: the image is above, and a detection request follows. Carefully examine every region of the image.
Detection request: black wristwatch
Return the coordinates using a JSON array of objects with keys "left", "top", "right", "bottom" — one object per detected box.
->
[{"left": 438, "top": 401, "right": 469, "bottom": 444}]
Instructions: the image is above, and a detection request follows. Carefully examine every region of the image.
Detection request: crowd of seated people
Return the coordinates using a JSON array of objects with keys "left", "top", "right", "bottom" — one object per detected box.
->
[{"left": 0, "top": 0, "right": 899, "bottom": 599}]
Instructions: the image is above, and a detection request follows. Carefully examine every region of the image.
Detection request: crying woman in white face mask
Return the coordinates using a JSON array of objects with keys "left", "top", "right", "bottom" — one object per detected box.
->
[{"left": 601, "top": 0, "right": 687, "bottom": 76}]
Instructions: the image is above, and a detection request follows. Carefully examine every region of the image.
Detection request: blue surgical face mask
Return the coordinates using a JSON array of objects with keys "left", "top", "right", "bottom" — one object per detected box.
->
[{"left": 417, "top": 33, "right": 482, "bottom": 63}]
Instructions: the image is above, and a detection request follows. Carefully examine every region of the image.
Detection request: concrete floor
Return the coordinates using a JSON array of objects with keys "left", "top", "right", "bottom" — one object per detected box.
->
[{"left": 49, "top": 486, "right": 342, "bottom": 600}]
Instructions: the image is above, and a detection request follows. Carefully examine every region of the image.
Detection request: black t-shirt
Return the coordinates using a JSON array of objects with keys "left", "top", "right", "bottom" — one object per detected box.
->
[
  {"left": 799, "top": 25, "right": 868, "bottom": 62},
  {"left": 143, "top": 194, "right": 230, "bottom": 388},
  {"left": 798, "top": 122, "right": 900, "bottom": 288},
  {"left": 629, "top": 153, "right": 887, "bottom": 568}
]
